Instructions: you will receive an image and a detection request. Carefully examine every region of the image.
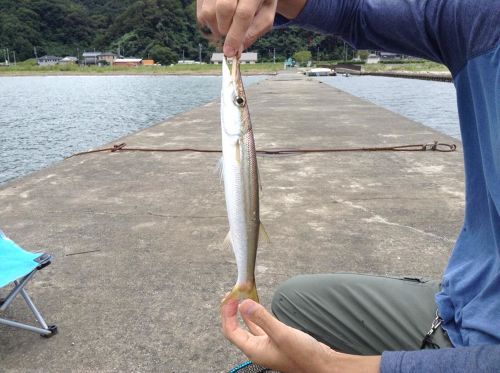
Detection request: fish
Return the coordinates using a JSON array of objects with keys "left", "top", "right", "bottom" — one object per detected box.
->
[{"left": 219, "top": 56, "right": 267, "bottom": 305}]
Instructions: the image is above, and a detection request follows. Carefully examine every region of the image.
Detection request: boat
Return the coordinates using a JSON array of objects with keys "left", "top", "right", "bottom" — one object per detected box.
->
[{"left": 305, "top": 68, "right": 337, "bottom": 76}]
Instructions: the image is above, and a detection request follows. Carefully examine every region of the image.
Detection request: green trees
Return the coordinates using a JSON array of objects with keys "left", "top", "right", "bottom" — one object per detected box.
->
[
  {"left": 358, "top": 50, "right": 370, "bottom": 60},
  {"left": 293, "top": 51, "right": 312, "bottom": 65},
  {"left": 293, "top": 50, "right": 312, "bottom": 66},
  {"left": 148, "top": 44, "right": 177, "bottom": 65},
  {"left": 0, "top": 0, "right": 94, "bottom": 60}
]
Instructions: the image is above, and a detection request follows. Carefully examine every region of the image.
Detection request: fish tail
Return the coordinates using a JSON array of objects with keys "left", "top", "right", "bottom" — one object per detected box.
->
[{"left": 222, "top": 281, "right": 259, "bottom": 305}]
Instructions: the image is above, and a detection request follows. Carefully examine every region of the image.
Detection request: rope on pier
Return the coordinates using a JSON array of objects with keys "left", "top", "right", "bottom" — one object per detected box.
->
[{"left": 67, "top": 141, "right": 456, "bottom": 159}]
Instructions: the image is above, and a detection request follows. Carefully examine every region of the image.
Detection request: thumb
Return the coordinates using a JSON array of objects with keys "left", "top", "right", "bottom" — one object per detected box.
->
[{"left": 239, "top": 299, "right": 282, "bottom": 338}]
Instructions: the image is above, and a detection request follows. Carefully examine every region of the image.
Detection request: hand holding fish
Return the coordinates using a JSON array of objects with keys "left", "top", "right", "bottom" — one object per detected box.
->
[
  {"left": 221, "top": 298, "right": 336, "bottom": 373},
  {"left": 221, "top": 299, "right": 382, "bottom": 373},
  {"left": 197, "top": 0, "right": 307, "bottom": 57}
]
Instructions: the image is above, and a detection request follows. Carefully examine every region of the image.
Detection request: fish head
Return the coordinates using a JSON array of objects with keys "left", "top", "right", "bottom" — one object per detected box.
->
[{"left": 221, "top": 57, "right": 250, "bottom": 137}]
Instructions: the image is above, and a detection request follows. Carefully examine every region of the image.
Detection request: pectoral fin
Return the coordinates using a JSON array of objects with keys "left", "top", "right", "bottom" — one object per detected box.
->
[
  {"left": 215, "top": 156, "right": 224, "bottom": 184},
  {"left": 259, "top": 222, "right": 270, "bottom": 244},
  {"left": 235, "top": 139, "right": 241, "bottom": 164},
  {"left": 223, "top": 231, "right": 233, "bottom": 252},
  {"left": 257, "top": 165, "right": 263, "bottom": 192}
]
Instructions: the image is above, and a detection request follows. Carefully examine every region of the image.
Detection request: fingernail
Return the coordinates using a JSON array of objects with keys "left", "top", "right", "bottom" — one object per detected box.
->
[{"left": 224, "top": 45, "right": 236, "bottom": 57}]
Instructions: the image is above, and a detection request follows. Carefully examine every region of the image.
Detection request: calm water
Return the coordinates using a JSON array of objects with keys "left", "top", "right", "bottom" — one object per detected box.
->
[
  {"left": 319, "top": 75, "right": 460, "bottom": 139},
  {"left": 1, "top": 75, "right": 460, "bottom": 186},
  {"left": 0, "top": 75, "right": 265, "bottom": 185}
]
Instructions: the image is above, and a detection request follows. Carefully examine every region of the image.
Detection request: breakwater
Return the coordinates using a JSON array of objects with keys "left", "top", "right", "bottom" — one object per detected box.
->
[{"left": 0, "top": 73, "right": 464, "bottom": 372}]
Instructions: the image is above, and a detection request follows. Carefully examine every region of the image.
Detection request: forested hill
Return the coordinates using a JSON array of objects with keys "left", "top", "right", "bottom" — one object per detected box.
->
[{"left": 0, "top": 0, "right": 347, "bottom": 64}]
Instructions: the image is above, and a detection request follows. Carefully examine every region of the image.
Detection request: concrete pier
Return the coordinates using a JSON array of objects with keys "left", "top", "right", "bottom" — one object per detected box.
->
[{"left": 0, "top": 73, "right": 464, "bottom": 372}]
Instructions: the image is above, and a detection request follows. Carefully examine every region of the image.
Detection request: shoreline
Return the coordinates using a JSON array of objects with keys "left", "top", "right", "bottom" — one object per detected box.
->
[
  {"left": 0, "top": 69, "right": 450, "bottom": 80},
  {"left": 0, "top": 62, "right": 449, "bottom": 78}
]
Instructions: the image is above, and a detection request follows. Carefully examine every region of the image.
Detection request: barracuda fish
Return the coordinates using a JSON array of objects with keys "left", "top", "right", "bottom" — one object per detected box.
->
[{"left": 220, "top": 56, "right": 266, "bottom": 304}]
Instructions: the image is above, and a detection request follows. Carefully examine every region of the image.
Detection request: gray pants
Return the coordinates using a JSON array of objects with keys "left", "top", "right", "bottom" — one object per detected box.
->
[{"left": 271, "top": 273, "right": 452, "bottom": 355}]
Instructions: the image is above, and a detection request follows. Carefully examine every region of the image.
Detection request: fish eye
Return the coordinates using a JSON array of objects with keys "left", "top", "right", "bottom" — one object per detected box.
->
[{"left": 234, "top": 96, "right": 246, "bottom": 107}]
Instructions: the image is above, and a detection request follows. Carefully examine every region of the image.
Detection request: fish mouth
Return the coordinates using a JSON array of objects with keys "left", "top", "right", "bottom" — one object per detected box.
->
[
  {"left": 230, "top": 56, "right": 240, "bottom": 81},
  {"left": 222, "top": 56, "right": 243, "bottom": 91}
]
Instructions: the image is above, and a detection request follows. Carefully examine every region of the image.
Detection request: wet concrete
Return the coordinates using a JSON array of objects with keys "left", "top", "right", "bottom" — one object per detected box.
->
[{"left": 0, "top": 72, "right": 464, "bottom": 372}]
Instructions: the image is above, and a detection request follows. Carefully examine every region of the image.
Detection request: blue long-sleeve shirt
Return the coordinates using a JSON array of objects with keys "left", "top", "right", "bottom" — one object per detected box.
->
[{"left": 275, "top": 0, "right": 500, "bottom": 371}]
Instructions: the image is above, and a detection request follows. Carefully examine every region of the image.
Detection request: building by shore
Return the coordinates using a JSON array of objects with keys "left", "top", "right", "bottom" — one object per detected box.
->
[{"left": 211, "top": 52, "right": 258, "bottom": 64}]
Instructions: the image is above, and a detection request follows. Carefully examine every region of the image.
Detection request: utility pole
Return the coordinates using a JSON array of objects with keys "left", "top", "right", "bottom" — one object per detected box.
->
[
  {"left": 12, "top": 51, "right": 16, "bottom": 65},
  {"left": 317, "top": 46, "right": 320, "bottom": 62},
  {"left": 34, "top": 46, "right": 38, "bottom": 59},
  {"left": 273, "top": 48, "right": 276, "bottom": 64},
  {"left": 343, "top": 41, "right": 347, "bottom": 62},
  {"left": 182, "top": 49, "right": 185, "bottom": 63},
  {"left": 198, "top": 43, "right": 202, "bottom": 64},
  {"left": 6, "top": 48, "right": 10, "bottom": 65}
]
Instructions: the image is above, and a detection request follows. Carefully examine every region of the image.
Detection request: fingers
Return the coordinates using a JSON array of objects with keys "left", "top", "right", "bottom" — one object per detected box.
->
[
  {"left": 199, "top": 0, "right": 276, "bottom": 56},
  {"left": 221, "top": 297, "right": 264, "bottom": 337},
  {"left": 242, "top": 0, "right": 277, "bottom": 50},
  {"left": 197, "top": 0, "right": 221, "bottom": 39},
  {"left": 239, "top": 300, "right": 284, "bottom": 342},
  {"left": 220, "top": 297, "right": 253, "bottom": 347},
  {"left": 241, "top": 309, "right": 266, "bottom": 336},
  {"left": 216, "top": 0, "right": 237, "bottom": 35},
  {"left": 223, "top": 0, "right": 261, "bottom": 56},
  {"left": 220, "top": 296, "right": 240, "bottom": 333}
]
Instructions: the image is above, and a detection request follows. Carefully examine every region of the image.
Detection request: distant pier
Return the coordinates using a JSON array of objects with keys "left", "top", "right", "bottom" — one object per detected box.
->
[{"left": 330, "top": 63, "right": 452, "bottom": 82}]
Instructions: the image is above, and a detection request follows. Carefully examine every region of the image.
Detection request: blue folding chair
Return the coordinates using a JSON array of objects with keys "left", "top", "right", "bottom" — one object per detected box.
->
[{"left": 0, "top": 230, "right": 57, "bottom": 337}]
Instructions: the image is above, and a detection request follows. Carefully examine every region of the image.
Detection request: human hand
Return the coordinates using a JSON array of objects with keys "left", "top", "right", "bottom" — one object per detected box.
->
[
  {"left": 197, "top": 0, "right": 307, "bottom": 57},
  {"left": 221, "top": 298, "right": 336, "bottom": 373}
]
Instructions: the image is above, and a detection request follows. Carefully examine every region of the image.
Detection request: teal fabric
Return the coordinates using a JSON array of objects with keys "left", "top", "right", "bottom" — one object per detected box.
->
[{"left": 0, "top": 231, "right": 43, "bottom": 288}]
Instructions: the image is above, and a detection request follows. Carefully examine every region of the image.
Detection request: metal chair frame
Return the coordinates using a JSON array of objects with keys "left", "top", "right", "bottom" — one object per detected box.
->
[{"left": 0, "top": 254, "right": 57, "bottom": 337}]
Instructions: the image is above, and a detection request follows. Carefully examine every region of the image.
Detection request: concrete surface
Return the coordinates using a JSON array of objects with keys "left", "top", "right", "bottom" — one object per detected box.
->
[{"left": 0, "top": 72, "right": 464, "bottom": 372}]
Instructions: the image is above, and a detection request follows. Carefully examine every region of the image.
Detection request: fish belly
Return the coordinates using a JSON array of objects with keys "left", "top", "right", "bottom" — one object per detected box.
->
[{"left": 221, "top": 137, "right": 259, "bottom": 303}]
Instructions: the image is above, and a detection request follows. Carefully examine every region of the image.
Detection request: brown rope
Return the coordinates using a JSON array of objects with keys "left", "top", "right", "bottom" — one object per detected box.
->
[{"left": 67, "top": 141, "right": 456, "bottom": 159}]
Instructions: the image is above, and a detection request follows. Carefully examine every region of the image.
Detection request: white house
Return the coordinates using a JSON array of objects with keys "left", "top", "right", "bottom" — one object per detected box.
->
[
  {"left": 380, "top": 52, "right": 403, "bottom": 60},
  {"left": 59, "top": 56, "right": 78, "bottom": 65},
  {"left": 37, "top": 56, "right": 62, "bottom": 66},
  {"left": 366, "top": 54, "right": 381, "bottom": 64},
  {"left": 211, "top": 52, "right": 258, "bottom": 64},
  {"left": 82, "top": 52, "right": 102, "bottom": 65},
  {"left": 81, "top": 51, "right": 118, "bottom": 66}
]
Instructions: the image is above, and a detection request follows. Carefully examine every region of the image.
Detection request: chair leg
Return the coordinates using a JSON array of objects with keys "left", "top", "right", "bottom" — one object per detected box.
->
[
  {"left": 0, "top": 272, "right": 36, "bottom": 311},
  {"left": 0, "top": 317, "right": 53, "bottom": 336},
  {"left": 0, "top": 273, "right": 57, "bottom": 338},
  {"left": 20, "top": 288, "right": 49, "bottom": 330}
]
